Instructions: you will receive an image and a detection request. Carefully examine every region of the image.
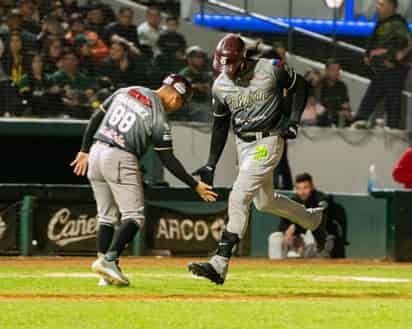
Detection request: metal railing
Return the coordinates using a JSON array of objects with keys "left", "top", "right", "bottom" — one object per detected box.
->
[{"left": 201, "top": 0, "right": 365, "bottom": 54}]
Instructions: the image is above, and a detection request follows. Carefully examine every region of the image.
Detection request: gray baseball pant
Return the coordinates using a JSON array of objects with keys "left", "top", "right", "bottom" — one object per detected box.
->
[
  {"left": 87, "top": 142, "right": 145, "bottom": 229},
  {"left": 226, "top": 135, "right": 322, "bottom": 238}
]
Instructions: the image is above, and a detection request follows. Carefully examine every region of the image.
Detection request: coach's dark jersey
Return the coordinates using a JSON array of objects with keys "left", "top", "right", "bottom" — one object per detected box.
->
[
  {"left": 94, "top": 86, "right": 172, "bottom": 159},
  {"left": 213, "top": 58, "right": 296, "bottom": 134}
]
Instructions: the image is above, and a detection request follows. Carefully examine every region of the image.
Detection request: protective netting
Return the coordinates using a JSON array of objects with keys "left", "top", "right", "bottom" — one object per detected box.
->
[
  {"left": 0, "top": 0, "right": 213, "bottom": 122},
  {"left": 0, "top": 0, "right": 411, "bottom": 129},
  {"left": 196, "top": 0, "right": 412, "bottom": 130}
]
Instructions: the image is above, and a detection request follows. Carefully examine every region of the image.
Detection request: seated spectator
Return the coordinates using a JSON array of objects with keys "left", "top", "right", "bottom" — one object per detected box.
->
[
  {"left": 17, "top": 53, "right": 58, "bottom": 115},
  {"left": 0, "top": 31, "right": 28, "bottom": 115},
  {"left": 73, "top": 34, "right": 100, "bottom": 77},
  {"left": 100, "top": 40, "right": 149, "bottom": 89},
  {"left": 37, "top": 0, "right": 53, "bottom": 20},
  {"left": 103, "top": 7, "right": 139, "bottom": 47},
  {"left": 151, "top": 29, "right": 185, "bottom": 88},
  {"left": 0, "top": 10, "right": 37, "bottom": 50},
  {"left": 137, "top": 6, "right": 164, "bottom": 57},
  {"left": 318, "top": 59, "right": 352, "bottom": 127},
  {"left": 85, "top": 3, "right": 110, "bottom": 38},
  {"left": 65, "top": 14, "right": 109, "bottom": 61},
  {"left": 47, "top": 1, "right": 69, "bottom": 31},
  {"left": 180, "top": 46, "right": 210, "bottom": 102},
  {"left": 177, "top": 46, "right": 211, "bottom": 122},
  {"left": 18, "top": 0, "right": 41, "bottom": 35},
  {"left": 157, "top": 15, "right": 186, "bottom": 60},
  {"left": 37, "top": 15, "right": 64, "bottom": 49},
  {"left": 301, "top": 69, "right": 325, "bottom": 126},
  {"left": 48, "top": 48, "right": 95, "bottom": 118},
  {"left": 1, "top": 31, "right": 27, "bottom": 85},
  {"left": 393, "top": 148, "right": 412, "bottom": 188},
  {"left": 268, "top": 173, "right": 336, "bottom": 259},
  {"left": 301, "top": 94, "right": 326, "bottom": 126},
  {"left": 0, "top": 10, "right": 20, "bottom": 38},
  {"left": 42, "top": 37, "right": 63, "bottom": 74},
  {"left": 61, "top": 0, "right": 79, "bottom": 19}
]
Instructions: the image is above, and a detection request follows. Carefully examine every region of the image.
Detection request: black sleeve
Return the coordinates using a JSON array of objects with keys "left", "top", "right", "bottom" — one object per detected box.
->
[
  {"left": 274, "top": 62, "right": 296, "bottom": 90},
  {"left": 289, "top": 74, "right": 309, "bottom": 124},
  {"left": 152, "top": 118, "right": 173, "bottom": 151},
  {"left": 273, "top": 61, "right": 308, "bottom": 125},
  {"left": 207, "top": 100, "right": 231, "bottom": 167},
  {"left": 157, "top": 149, "right": 198, "bottom": 189},
  {"left": 314, "top": 191, "right": 330, "bottom": 209},
  {"left": 80, "top": 108, "right": 105, "bottom": 153}
]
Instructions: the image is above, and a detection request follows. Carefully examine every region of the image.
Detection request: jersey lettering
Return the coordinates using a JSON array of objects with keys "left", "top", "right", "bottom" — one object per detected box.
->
[
  {"left": 128, "top": 88, "right": 152, "bottom": 107},
  {"left": 95, "top": 87, "right": 171, "bottom": 157},
  {"left": 108, "top": 105, "right": 137, "bottom": 133}
]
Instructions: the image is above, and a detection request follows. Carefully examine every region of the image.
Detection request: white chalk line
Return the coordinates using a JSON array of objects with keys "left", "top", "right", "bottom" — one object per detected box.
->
[{"left": 0, "top": 272, "right": 409, "bottom": 283}]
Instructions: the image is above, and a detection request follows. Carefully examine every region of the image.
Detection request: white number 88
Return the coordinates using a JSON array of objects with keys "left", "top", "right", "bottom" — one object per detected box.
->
[{"left": 108, "top": 106, "right": 136, "bottom": 133}]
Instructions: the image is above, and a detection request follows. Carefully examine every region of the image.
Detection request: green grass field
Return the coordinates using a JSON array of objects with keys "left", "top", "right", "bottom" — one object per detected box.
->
[{"left": 0, "top": 257, "right": 412, "bottom": 329}]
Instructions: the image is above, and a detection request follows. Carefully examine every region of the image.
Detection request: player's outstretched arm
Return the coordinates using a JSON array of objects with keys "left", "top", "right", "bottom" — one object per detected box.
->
[
  {"left": 157, "top": 150, "right": 218, "bottom": 202},
  {"left": 193, "top": 113, "right": 231, "bottom": 186},
  {"left": 70, "top": 109, "right": 106, "bottom": 176}
]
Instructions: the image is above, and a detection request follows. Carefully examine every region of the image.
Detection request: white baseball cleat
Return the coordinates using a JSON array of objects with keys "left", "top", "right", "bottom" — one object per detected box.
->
[
  {"left": 98, "top": 277, "right": 112, "bottom": 286},
  {"left": 92, "top": 257, "right": 130, "bottom": 286}
]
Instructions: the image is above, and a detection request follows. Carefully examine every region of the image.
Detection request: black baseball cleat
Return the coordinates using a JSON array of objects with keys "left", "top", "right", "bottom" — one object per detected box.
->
[
  {"left": 188, "top": 262, "right": 225, "bottom": 285},
  {"left": 312, "top": 210, "right": 328, "bottom": 252}
]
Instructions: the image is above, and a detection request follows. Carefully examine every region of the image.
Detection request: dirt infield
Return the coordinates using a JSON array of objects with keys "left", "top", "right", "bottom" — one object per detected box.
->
[{"left": 1, "top": 256, "right": 412, "bottom": 268}]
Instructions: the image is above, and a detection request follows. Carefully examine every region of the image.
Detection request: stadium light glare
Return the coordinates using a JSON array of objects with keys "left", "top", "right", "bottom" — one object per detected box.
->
[{"left": 325, "top": 0, "right": 344, "bottom": 9}]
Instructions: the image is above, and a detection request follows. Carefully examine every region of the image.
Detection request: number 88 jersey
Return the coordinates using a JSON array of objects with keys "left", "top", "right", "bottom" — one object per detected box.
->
[{"left": 94, "top": 86, "right": 173, "bottom": 159}]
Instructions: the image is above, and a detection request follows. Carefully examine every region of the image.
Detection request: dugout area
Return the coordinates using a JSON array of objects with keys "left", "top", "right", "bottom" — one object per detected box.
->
[{"left": 0, "top": 119, "right": 411, "bottom": 260}]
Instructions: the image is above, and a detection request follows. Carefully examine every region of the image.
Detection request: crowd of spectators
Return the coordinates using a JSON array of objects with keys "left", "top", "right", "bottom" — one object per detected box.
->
[
  {"left": 0, "top": 2, "right": 214, "bottom": 120},
  {"left": 302, "top": 59, "right": 352, "bottom": 128},
  {"left": 0, "top": 0, "right": 410, "bottom": 128}
]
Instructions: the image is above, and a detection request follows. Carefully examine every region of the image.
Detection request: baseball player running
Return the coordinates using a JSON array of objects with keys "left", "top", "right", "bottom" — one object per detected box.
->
[
  {"left": 188, "top": 34, "right": 327, "bottom": 285},
  {"left": 71, "top": 74, "right": 217, "bottom": 286}
]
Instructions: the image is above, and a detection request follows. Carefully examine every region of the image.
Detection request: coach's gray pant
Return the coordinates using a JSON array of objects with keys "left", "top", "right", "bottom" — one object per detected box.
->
[
  {"left": 227, "top": 135, "right": 322, "bottom": 238},
  {"left": 88, "top": 142, "right": 145, "bottom": 229}
]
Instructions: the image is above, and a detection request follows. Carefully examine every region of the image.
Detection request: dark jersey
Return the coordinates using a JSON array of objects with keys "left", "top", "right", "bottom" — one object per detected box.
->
[
  {"left": 212, "top": 58, "right": 297, "bottom": 134},
  {"left": 94, "top": 86, "right": 173, "bottom": 159}
]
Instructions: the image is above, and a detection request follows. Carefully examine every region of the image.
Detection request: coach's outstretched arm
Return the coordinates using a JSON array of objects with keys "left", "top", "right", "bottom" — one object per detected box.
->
[
  {"left": 157, "top": 150, "right": 218, "bottom": 202},
  {"left": 71, "top": 108, "right": 106, "bottom": 176},
  {"left": 192, "top": 102, "right": 231, "bottom": 186}
]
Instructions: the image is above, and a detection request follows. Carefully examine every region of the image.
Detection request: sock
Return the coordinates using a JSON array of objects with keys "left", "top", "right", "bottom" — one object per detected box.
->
[
  {"left": 216, "top": 230, "right": 240, "bottom": 259},
  {"left": 97, "top": 224, "right": 114, "bottom": 254},
  {"left": 105, "top": 219, "right": 139, "bottom": 261}
]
